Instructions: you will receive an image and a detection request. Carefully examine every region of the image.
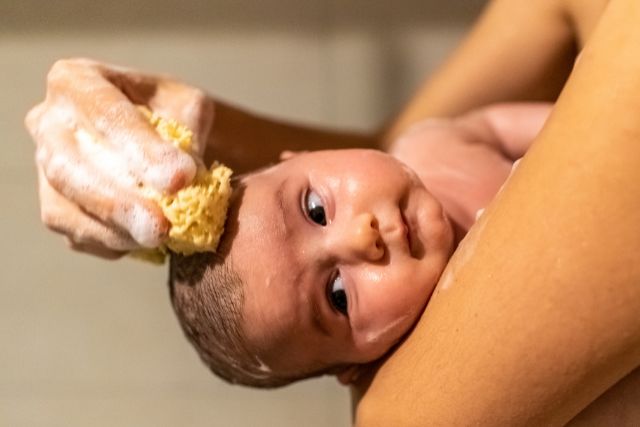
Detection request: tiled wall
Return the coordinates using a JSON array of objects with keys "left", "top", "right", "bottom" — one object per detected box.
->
[{"left": 0, "top": 1, "right": 485, "bottom": 425}]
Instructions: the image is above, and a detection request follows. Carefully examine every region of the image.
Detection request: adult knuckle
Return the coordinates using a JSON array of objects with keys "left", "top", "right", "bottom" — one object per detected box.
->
[
  {"left": 44, "top": 153, "right": 67, "bottom": 182},
  {"left": 40, "top": 208, "right": 57, "bottom": 228},
  {"left": 47, "top": 59, "right": 73, "bottom": 84},
  {"left": 34, "top": 144, "right": 49, "bottom": 166},
  {"left": 72, "top": 228, "right": 91, "bottom": 245},
  {"left": 48, "top": 58, "right": 98, "bottom": 91},
  {"left": 42, "top": 212, "right": 68, "bottom": 238},
  {"left": 25, "top": 103, "right": 45, "bottom": 131},
  {"left": 101, "top": 100, "right": 127, "bottom": 121}
]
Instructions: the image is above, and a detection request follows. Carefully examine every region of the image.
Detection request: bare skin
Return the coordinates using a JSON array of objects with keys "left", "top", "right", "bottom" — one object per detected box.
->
[
  {"left": 24, "top": 0, "right": 638, "bottom": 424},
  {"left": 25, "top": 60, "right": 373, "bottom": 257},
  {"left": 228, "top": 104, "right": 550, "bottom": 385},
  {"left": 389, "top": 103, "right": 551, "bottom": 230},
  {"left": 354, "top": 0, "right": 640, "bottom": 425}
]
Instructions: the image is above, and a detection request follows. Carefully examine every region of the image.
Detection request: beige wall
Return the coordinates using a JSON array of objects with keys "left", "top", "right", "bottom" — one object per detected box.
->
[{"left": 0, "top": 1, "right": 484, "bottom": 426}]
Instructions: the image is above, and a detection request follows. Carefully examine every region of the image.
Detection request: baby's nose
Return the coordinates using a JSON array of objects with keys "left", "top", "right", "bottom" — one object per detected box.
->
[{"left": 333, "top": 213, "right": 384, "bottom": 262}]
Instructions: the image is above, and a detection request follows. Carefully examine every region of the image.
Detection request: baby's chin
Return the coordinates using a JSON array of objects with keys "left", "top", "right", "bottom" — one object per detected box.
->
[
  {"left": 352, "top": 270, "right": 444, "bottom": 364},
  {"left": 351, "top": 307, "right": 424, "bottom": 363}
]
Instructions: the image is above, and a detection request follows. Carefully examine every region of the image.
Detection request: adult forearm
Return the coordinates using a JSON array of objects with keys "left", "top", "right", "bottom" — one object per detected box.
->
[
  {"left": 357, "top": 0, "right": 640, "bottom": 425},
  {"left": 383, "top": 0, "right": 575, "bottom": 145},
  {"left": 204, "top": 0, "right": 574, "bottom": 167},
  {"left": 204, "top": 100, "right": 377, "bottom": 174}
]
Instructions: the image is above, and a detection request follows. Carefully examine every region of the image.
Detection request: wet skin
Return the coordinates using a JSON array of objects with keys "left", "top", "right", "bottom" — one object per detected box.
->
[{"left": 227, "top": 149, "right": 455, "bottom": 376}]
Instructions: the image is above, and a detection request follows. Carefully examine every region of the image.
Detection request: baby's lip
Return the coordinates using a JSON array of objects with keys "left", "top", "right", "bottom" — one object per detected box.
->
[
  {"left": 401, "top": 194, "right": 428, "bottom": 259},
  {"left": 400, "top": 210, "right": 415, "bottom": 257}
]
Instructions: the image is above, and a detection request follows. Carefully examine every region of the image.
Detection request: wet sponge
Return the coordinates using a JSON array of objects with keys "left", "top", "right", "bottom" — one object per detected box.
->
[{"left": 132, "top": 107, "right": 232, "bottom": 263}]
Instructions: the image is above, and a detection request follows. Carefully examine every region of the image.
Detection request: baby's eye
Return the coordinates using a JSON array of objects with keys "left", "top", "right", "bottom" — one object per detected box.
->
[
  {"left": 328, "top": 275, "right": 348, "bottom": 316},
  {"left": 304, "top": 189, "right": 327, "bottom": 226}
]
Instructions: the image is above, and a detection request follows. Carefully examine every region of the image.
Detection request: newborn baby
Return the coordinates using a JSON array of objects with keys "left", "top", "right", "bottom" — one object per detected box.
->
[{"left": 168, "top": 103, "right": 552, "bottom": 387}]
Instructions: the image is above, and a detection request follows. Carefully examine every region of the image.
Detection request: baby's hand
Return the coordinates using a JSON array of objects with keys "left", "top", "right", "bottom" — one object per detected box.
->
[{"left": 25, "top": 58, "right": 215, "bottom": 258}]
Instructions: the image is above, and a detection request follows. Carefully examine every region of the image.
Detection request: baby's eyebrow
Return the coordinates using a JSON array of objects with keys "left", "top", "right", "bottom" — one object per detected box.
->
[{"left": 274, "top": 178, "right": 293, "bottom": 241}]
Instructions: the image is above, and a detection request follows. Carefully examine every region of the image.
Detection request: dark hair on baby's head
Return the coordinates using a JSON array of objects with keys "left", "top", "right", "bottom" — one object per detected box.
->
[
  {"left": 168, "top": 252, "right": 338, "bottom": 387},
  {"left": 168, "top": 181, "right": 314, "bottom": 388},
  {"left": 167, "top": 176, "right": 348, "bottom": 388},
  {"left": 169, "top": 252, "right": 255, "bottom": 384}
]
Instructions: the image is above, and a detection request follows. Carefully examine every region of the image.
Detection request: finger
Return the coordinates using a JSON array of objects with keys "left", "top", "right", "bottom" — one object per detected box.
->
[
  {"left": 38, "top": 166, "right": 139, "bottom": 251},
  {"left": 64, "top": 237, "right": 125, "bottom": 260},
  {"left": 48, "top": 60, "right": 196, "bottom": 193},
  {"left": 97, "top": 66, "right": 208, "bottom": 134},
  {"left": 37, "top": 125, "right": 169, "bottom": 248},
  {"left": 146, "top": 81, "right": 214, "bottom": 157}
]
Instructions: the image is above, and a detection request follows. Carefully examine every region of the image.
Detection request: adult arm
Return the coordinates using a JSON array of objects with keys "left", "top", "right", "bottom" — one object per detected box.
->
[
  {"left": 202, "top": 99, "right": 373, "bottom": 174},
  {"left": 355, "top": 0, "right": 640, "bottom": 425},
  {"left": 383, "top": 0, "right": 576, "bottom": 143},
  {"left": 209, "top": 0, "right": 573, "bottom": 162}
]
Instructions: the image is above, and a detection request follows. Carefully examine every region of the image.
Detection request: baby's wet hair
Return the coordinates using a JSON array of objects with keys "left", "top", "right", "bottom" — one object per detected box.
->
[{"left": 167, "top": 181, "right": 328, "bottom": 388}]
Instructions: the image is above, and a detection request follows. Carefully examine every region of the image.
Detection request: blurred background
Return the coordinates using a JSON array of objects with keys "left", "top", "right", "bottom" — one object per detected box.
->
[{"left": 0, "top": 0, "right": 485, "bottom": 425}]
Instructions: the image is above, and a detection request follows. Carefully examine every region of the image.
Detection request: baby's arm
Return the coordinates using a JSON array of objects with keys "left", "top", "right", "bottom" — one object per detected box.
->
[
  {"left": 390, "top": 102, "right": 551, "bottom": 231},
  {"left": 454, "top": 102, "right": 552, "bottom": 160},
  {"left": 391, "top": 102, "right": 552, "bottom": 166}
]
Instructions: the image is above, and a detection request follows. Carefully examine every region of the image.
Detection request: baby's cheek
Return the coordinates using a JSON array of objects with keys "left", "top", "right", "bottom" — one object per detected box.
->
[
  {"left": 349, "top": 265, "right": 426, "bottom": 358},
  {"left": 351, "top": 311, "right": 414, "bottom": 362}
]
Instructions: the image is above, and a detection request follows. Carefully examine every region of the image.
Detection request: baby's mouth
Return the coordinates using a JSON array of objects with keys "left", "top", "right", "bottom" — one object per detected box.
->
[
  {"left": 401, "top": 205, "right": 426, "bottom": 259},
  {"left": 400, "top": 210, "right": 415, "bottom": 257}
]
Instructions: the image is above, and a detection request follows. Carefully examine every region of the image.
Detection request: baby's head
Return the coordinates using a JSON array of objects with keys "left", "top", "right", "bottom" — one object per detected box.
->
[{"left": 168, "top": 149, "right": 454, "bottom": 387}]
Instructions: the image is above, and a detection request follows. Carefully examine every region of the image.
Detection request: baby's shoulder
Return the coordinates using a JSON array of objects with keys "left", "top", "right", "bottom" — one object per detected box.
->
[{"left": 389, "top": 118, "right": 509, "bottom": 178}]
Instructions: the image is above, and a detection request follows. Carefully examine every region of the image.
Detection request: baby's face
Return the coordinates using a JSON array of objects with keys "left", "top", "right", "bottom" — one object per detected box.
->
[{"left": 227, "top": 149, "right": 454, "bottom": 377}]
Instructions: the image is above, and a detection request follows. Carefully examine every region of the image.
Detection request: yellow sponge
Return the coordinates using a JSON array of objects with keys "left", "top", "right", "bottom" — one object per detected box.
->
[{"left": 131, "top": 107, "right": 233, "bottom": 263}]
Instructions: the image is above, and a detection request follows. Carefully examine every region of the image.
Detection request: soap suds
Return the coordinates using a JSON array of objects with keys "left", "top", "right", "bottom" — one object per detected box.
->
[
  {"left": 120, "top": 202, "right": 163, "bottom": 248},
  {"left": 75, "top": 128, "right": 137, "bottom": 188},
  {"left": 254, "top": 356, "right": 272, "bottom": 373}
]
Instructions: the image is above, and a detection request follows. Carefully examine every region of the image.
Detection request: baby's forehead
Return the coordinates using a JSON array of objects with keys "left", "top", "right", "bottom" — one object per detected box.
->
[{"left": 239, "top": 274, "right": 307, "bottom": 361}]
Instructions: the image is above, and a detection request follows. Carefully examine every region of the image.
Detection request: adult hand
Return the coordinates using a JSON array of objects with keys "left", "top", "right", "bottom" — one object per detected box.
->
[{"left": 25, "top": 58, "right": 215, "bottom": 258}]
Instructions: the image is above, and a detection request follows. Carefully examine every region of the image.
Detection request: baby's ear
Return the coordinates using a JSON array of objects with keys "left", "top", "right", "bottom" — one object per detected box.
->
[
  {"left": 279, "top": 150, "right": 307, "bottom": 161},
  {"left": 336, "top": 365, "right": 363, "bottom": 385}
]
